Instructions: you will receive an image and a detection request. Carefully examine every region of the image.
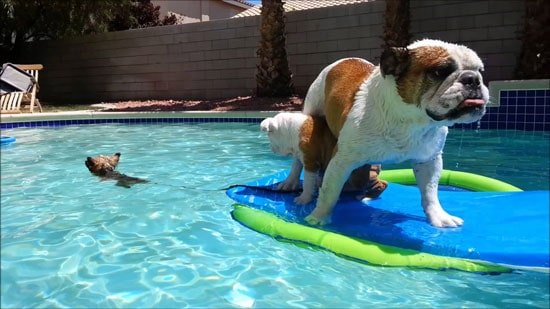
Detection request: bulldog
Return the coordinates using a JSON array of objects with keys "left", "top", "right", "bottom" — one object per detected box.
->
[
  {"left": 302, "top": 39, "right": 488, "bottom": 228},
  {"left": 85, "top": 152, "right": 148, "bottom": 188},
  {"left": 260, "top": 112, "right": 387, "bottom": 205}
]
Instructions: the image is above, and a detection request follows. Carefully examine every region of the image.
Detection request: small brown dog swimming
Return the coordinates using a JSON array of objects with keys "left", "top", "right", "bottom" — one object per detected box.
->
[{"left": 85, "top": 152, "right": 148, "bottom": 188}]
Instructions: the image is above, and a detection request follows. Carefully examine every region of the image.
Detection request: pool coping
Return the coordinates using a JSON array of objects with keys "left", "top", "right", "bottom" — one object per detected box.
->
[{"left": 0, "top": 110, "right": 280, "bottom": 123}]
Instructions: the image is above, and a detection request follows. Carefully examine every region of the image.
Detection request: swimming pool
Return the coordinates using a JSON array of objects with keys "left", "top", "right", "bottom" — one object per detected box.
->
[{"left": 1, "top": 122, "right": 549, "bottom": 308}]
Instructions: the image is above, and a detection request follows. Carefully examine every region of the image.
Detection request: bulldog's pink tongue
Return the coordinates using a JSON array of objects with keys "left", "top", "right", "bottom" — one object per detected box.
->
[{"left": 463, "top": 99, "right": 485, "bottom": 106}]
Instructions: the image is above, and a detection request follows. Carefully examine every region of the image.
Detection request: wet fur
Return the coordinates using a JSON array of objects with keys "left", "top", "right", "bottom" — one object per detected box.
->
[
  {"left": 302, "top": 39, "right": 489, "bottom": 228},
  {"left": 85, "top": 153, "right": 148, "bottom": 188},
  {"left": 260, "top": 113, "right": 387, "bottom": 204}
]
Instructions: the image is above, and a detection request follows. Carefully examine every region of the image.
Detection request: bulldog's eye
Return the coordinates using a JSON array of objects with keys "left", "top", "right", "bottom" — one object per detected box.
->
[{"left": 428, "top": 63, "right": 456, "bottom": 80}]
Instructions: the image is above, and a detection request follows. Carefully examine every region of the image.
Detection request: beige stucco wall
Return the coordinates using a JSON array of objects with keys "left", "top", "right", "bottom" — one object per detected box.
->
[{"left": 20, "top": 0, "right": 525, "bottom": 103}]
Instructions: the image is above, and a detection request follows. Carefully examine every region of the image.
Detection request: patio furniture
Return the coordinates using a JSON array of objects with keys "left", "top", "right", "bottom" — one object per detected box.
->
[
  {"left": 0, "top": 91, "right": 25, "bottom": 113},
  {"left": 0, "top": 64, "right": 43, "bottom": 113}
]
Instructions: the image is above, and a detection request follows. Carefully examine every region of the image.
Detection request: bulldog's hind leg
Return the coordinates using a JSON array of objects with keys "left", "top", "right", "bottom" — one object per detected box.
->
[{"left": 345, "top": 164, "right": 388, "bottom": 199}]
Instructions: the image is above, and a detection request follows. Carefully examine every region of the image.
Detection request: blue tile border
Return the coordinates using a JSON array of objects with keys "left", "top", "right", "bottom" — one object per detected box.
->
[
  {"left": 3, "top": 112, "right": 549, "bottom": 130},
  {"left": 453, "top": 87, "right": 550, "bottom": 131},
  {"left": 2, "top": 87, "right": 550, "bottom": 132},
  {"left": 0, "top": 117, "right": 265, "bottom": 129}
]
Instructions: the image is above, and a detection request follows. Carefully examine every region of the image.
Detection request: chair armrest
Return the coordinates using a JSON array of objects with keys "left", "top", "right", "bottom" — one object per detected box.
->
[{"left": 14, "top": 64, "right": 44, "bottom": 71}]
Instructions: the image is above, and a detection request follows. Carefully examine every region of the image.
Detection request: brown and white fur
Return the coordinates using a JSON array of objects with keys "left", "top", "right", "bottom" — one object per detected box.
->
[
  {"left": 261, "top": 112, "right": 387, "bottom": 204},
  {"left": 85, "top": 152, "right": 148, "bottom": 188},
  {"left": 303, "top": 39, "right": 489, "bottom": 228}
]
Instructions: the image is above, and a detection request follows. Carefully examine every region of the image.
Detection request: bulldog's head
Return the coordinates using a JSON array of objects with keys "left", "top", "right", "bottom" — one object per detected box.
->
[
  {"left": 85, "top": 152, "right": 121, "bottom": 176},
  {"left": 380, "top": 39, "right": 489, "bottom": 124},
  {"left": 260, "top": 112, "right": 308, "bottom": 156}
]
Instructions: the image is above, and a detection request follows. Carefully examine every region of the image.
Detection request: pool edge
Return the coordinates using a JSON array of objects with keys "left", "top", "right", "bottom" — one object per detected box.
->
[{"left": 0, "top": 110, "right": 282, "bottom": 124}]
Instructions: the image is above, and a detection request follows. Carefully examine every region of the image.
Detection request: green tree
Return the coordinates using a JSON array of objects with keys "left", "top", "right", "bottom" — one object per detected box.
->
[
  {"left": 515, "top": 0, "right": 549, "bottom": 79},
  {"left": 0, "top": 0, "right": 176, "bottom": 62},
  {"left": 382, "top": 0, "right": 411, "bottom": 49},
  {"left": 256, "top": 0, "right": 294, "bottom": 97},
  {"left": 0, "top": 0, "right": 127, "bottom": 61},
  {"left": 109, "top": 0, "right": 177, "bottom": 32}
]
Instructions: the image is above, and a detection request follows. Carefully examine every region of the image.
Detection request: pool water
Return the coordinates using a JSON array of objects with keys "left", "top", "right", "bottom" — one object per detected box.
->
[
  {"left": 385, "top": 129, "right": 550, "bottom": 191},
  {"left": 1, "top": 123, "right": 549, "bottom": 308}
]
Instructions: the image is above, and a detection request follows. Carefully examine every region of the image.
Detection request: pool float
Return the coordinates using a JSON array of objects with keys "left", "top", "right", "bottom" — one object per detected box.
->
[
  {"left": 226, "top": 169, "right": 549, "bottom": 273},
  {"left": 0, "top": 136, "right": 16, "bottom": 145}
]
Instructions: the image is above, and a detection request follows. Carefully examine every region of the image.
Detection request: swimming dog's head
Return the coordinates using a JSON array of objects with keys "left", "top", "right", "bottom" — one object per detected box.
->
[
  {"left": 380, "top": 39, "right": 488, "bottom": 124},
  {"left": 85, "top": 152, "right": 121, "bottom": 176}
]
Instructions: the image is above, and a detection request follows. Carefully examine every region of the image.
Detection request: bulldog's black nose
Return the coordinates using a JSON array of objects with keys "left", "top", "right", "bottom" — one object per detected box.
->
[{"left": 459, "top": 71, "right": 480, "bottom": 87}]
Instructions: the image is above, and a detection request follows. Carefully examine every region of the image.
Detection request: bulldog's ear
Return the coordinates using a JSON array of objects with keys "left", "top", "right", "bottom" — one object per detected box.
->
[
  {"left": 260, "top": 118, "right": 277, "bottom": 132},
  {"left": 380, "top": 47, "right": 410, "bottom": 78}
]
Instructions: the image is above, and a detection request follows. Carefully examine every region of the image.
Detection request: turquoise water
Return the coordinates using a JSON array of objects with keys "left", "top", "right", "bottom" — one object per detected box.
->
[
  {"left": 1, "top": 123, "right": 549, "bottom": 308},
  {"left": 387, "top": 129, "right": 550, "bottom": 191}
]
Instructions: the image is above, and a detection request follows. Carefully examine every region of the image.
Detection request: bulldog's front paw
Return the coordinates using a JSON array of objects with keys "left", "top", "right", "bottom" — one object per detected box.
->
[
  {"left": 426, "top": 208, "right": 464, "bottom": 228},
  {"left": 305, "top": 215, "right": 328, "bottom": 226},
  {"left": 294, "top": 194, "right": 313, "bottom": 205},
  {"left": 304, "top": 212, "right": 331, "bottom": 226},
  {"left": 277, "top": 179, "right": 300, "bottom": 191}
]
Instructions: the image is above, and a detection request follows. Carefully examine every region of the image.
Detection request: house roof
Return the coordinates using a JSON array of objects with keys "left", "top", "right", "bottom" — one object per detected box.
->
[
  {"left": 232, "top": 0, "right": 371, "bottom": 18},
  {"left": 222, "top": 0, "right": 256, "bottom": 9}
]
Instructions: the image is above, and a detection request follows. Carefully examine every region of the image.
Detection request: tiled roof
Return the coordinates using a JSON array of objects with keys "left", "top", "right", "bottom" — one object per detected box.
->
[
  {"left": 236, "top": 0, "right": 256, "bottom": 6},
  {"left": 223, "top": 0, "right": 256, "bottom": 9},
  {"left": 232, "top": 0, "right": 371, "bottom": 18}
]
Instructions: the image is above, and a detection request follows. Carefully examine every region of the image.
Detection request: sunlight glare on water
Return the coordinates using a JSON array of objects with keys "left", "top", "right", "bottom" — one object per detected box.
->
[{"left": 1, "top": 123, "right": 549, "bottom": 308}]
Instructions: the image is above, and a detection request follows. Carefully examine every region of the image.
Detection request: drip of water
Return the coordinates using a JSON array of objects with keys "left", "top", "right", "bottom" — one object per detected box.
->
[{"left": 455, "top": 128, "right": 466, "bottom": 169}]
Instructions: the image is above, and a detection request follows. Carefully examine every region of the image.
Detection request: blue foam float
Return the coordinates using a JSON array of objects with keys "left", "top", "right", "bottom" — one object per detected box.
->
[{"left": 227, "top": 170, "right": 549, "bottom": 272}]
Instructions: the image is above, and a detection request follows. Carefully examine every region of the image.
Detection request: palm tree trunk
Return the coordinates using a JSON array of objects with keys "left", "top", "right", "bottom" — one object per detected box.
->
[
  {"left": 256, "top": 0, "right": 293, "bottom": 97},
  {"left": 515, "top": 0, "right": 549, "bottom": 79},
  {"left": 382, "top": 0, "right": 411, "bottom": 49}
]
